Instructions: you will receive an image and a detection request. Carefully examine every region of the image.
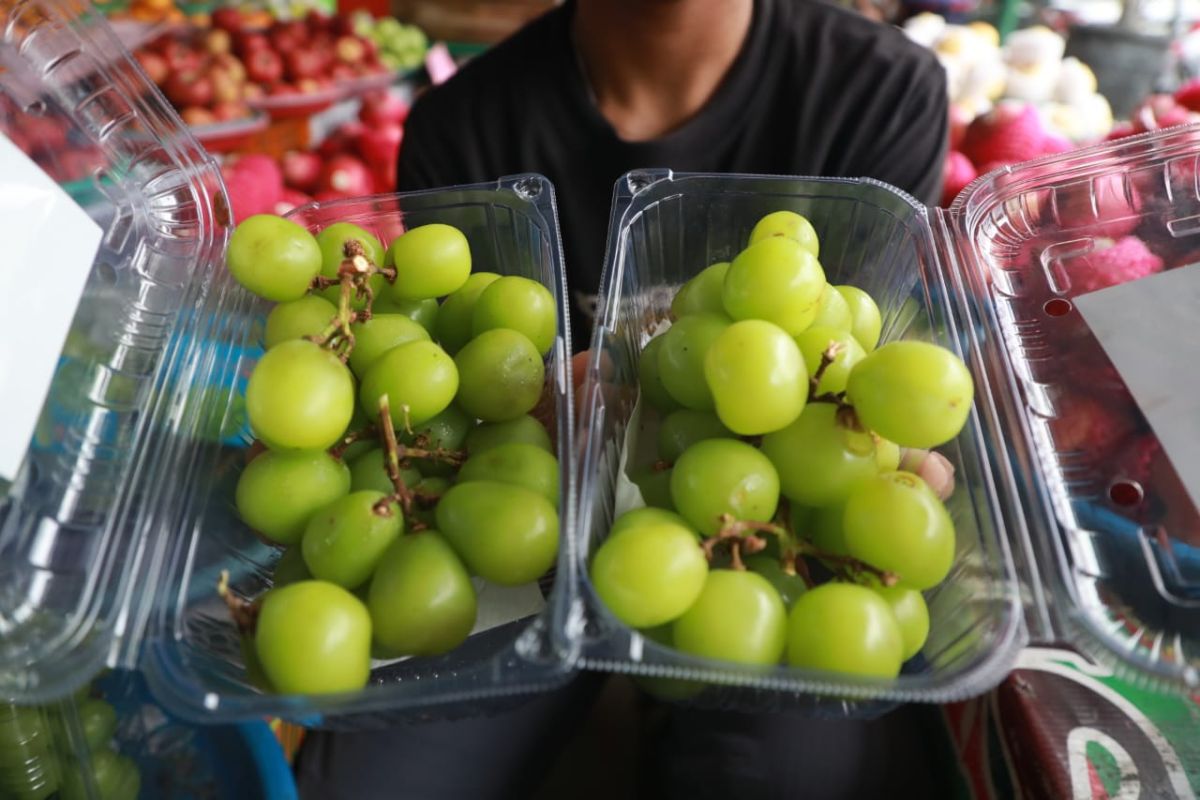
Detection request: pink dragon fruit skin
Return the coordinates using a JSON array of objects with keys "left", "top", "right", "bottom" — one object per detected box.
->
[
  {"left": 941, "top": 151, "right": 978, "bottom": 207},
  {"left": 1064, "top": 236, "right": 1164, "bottom": 295}
]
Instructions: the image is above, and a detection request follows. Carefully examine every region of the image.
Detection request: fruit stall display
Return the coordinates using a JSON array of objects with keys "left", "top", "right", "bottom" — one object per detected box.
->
[
  {"left": 217, "top": 87, "right": 407, "bottom": 220},
  {"left": 4, "top": 0, "right": 1200, "bottom": 750},
  {"left": 132, "top": 9, "right": 399, "bottom": 126}
]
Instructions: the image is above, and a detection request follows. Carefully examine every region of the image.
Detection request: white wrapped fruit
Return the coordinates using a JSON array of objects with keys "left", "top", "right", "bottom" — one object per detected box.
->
[
  {"left": 1055, "top": 57, "right": 1099, "bottom": 106},
  {"left": 1005, "top": 61, "right": 1062, "bottom": 105},
  {"left": 1003, "top": 26, "right": 1066, "bottom": 69}
]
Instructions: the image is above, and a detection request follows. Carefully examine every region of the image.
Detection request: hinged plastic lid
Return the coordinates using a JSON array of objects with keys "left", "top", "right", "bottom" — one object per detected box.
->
[
  {"left": 0, "top": 0, "right": 227, "bottom": 702},
  {"left": 945, "top": 125, "right": 1200, "bottom": 691}
]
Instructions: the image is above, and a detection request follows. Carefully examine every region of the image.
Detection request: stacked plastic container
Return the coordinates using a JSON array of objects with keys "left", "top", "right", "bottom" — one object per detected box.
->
[{"left": 3, "top": 0, "right": 1199, "bottom": 757}]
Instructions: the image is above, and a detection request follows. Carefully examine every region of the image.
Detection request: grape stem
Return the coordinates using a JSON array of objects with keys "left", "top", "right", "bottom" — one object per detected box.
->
[
  {"left": 376, "top": 395, "right": 419, "bottom": 524},
  {"left": 329, "top": 424, "right": 379, "bottom": 460},
  {"left": 307, "top": 240, "right": 389, "bottom": 361},
  {"left": 808, "top": 342, "right": 841, "bottom": 396},
  {"left": 700, "top": 521, "right": 768, "bottom": 571},
  {"left": 651, "top": 459, "right": 672, "bottom": 473},
  {"left": 704, "top": 513, "right": 898, "bottom": 586},
  {"left": 217, "top": 569, "right": 260, "bottom": 635}
]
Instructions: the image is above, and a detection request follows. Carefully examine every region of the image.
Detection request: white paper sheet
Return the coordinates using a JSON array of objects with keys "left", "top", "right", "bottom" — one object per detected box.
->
[
  {"left": 0, "top": 133, "right": 102, "bottom": 481},
  {"left": 1075, "top": 265, "right": 1200, "bottom": 512}
]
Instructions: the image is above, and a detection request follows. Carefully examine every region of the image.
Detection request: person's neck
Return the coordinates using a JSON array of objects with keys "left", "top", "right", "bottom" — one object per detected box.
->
[{"left": 572, "top": 0, "right": 755, "bottom": 142}]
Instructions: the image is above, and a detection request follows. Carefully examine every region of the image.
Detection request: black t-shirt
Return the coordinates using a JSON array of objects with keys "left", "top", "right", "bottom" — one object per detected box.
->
[{"left": 397, "top": 0, "right": 948, "bottom": 341}]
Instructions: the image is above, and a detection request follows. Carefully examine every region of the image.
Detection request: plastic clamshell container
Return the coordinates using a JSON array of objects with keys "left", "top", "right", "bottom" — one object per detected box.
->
[
  {"left": 574, "top": 171, "right": 1027, "bottom": 708},
  {"left": 0, "top": 0, "right": 227, "bottom": 704},
  {"left": 140, "top": 179, "right": 578, "bottom": 725},
  {"left": 575, "top": 145, "right": 1200, "bottom": 706}
]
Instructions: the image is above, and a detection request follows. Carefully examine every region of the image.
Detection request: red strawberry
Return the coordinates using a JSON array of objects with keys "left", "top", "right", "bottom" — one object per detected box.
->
[
  {"left": 1062, "top": 236, "right": 1163, "bottom": 295},
  {"left": 941, "top": 151, "right": 978, "bottom": 208},
  {"left": 961, "top": 103, "right": 1050, "bottom": 168}
]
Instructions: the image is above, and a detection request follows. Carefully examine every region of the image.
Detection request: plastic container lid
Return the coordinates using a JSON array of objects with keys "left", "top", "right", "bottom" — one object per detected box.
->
[{"left": 1, "top": 0, "right": 227, "bottom": 703}]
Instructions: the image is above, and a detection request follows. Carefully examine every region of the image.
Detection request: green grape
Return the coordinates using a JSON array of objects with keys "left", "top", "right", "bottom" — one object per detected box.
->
[
  {"left": 60, "top": 747, "right": 116, "bottom": 800},
  {"left": 722, "top": 237, "right": 825, "bottom": 334},
  {"left": 347, "top": 314, "right": 430, "bottom": 377},
  {"left": 786, "top": 582, "right": 903, "bottom": 678},
  {"left": 110, "top": 755, "right": 140, "bottom": 800},
  {"left": 316, "top": 222, "right": 386, "bottom": 310},
  {"left": 0, "top": 705, "right": 57, "bottom": 800},
  {"left": 632, "top": 625, "right": 706, "bottom": 700},
  {"left": 673, "top": 570, "right": 787, "bottom": 666},
  {"left": 402, "top": 403, "right": 473, "bottom": 476},
  {"left": 637, "top": 334, "right": 681, "bottom": 412},
  {"left": 631, "top": 466, "right": 675, "bottom": 510},
  {"left": 657, "top": 313, "right": 731, "bottom": 410},
  {"left": 264, "top": 295, "right": 337, "bottom": 349},
  {"left": 348, "top": 448, "right": 421, "bottom": 496},
  {"left": 301, "top": 491, "right": 404, "bottom": 589},
  {"left": 434, "top": 272, "right": 501, "bottom": 354},
  {"left": 78, "top": 699, "right": 116, "bottom": 751},
  {"left": 836, "top": 285, "right": 882, "bottom": 352},
  {"left": 454, "top": 329, "right": 544, "bottom": 422},
  {"left": 705, "top": 319, "right": 807, "bottom": 435},
  {"left": 235, "top": 450, "right": 351, "bottom": 545},
  {"left": 271, "top": 546, "right": 312, "bottom": 588},
  {"left": 794, "top": 326, "right": 866, "bottom": 395},
  {"left": 317, "top": 222, "right": 384, "bottom": 275},
  {"left": 747, "top": 210, "right": 820, "bottom": 257},
  {"left": 368, "top": 531, "right": 477, "bottom": 656},
  {"left": 760, "top": 403, "right": 878, "bottom": 507},
  {"left": 670, "top": 261, "right": 730, "bottom": 318},
  {"left": 807, "top": 503, "right": 849, "bottom": 555},
  {"left": 875, "top": 437, "right": 901, "bottom": 471},
  {"left": 743, "top": 555, "right": 808, "bottom": 608},
  {"left": 845, "top": 341, "right": 974, "bottom": 449},
  {"left": 373, "top": 295, "right": 439, "bottom": 334},
  {"left": 255, "top": 580, "right": 372, "bottom": 694},
  {"left": 870, "top": 583, "right": 929, "bottom": 661},
  {"left": 809, "top": 284, "right": 852, "bottom": 331},
  {"left": 410, "top": 476, "right": 450, "bottom": 530},
  {"left": 590, "top": 520, "right": 708, "bottom": 628},
  {"left": 360, "top": 340, "right": 459, "bottom": 428},
  {"left": 387, "top": 223, "right": 471, "bottom": 300},
  {"left": 670, "top": 439, "right": 779, "bottom": 536},
  {"left": 657, "top": 409, "right": 732, "bottom": 463},
  {"left": 843, "top": 471, "right": 955, "bottom": 590},
  {"left": 609, "top": 506, "right": 692, "bottom": 538},
  {"left": 458, "top": 443, "right": 559, "bottom": 505},
  {"left": 227, "top": 214, "right": 322, "bottom": 302},
  {"left": 466, "top": 415, "right": 553, "bottom": 455},
  {"left": 246, "top": 340, "right": 356, "bottom": 451},
  {"left": 472, "top": 276, "right": 557, "bottom": 356},
  {"left": 436, "top": 481, "right": 558, "bottom": 585}
]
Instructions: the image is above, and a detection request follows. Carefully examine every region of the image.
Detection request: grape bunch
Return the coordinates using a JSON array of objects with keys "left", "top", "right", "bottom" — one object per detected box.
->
[
  {"left": 0, "top": 684, "right": 138, "bottom": 800},
  {"left": 590, "top": 211, "right": 974, "bottom": 685},
  {"left": 224, "top": 213, "right": 560, "bottom": 696}
]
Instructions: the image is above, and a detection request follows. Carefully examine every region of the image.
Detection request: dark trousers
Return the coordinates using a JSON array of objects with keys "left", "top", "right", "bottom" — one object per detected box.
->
[{"left": 294, "top": 673, "right": 950, "bottom": 800}]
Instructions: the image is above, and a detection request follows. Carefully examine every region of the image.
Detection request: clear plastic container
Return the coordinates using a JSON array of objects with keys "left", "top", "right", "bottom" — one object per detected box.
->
[
  {"left": 138, "top": 182, "right": 579, "bottom": 725},
  {"left": 574, "top": 150, "right": 1200, "bottom": 706},
  {"left": 2, "top": 0, "right": 578, "bottom": 726}
]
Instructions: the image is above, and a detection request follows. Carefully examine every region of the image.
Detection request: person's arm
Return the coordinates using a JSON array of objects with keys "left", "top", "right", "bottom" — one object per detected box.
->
[{"left": 856, "top": 59, "right": 949, "bottom": 207}]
